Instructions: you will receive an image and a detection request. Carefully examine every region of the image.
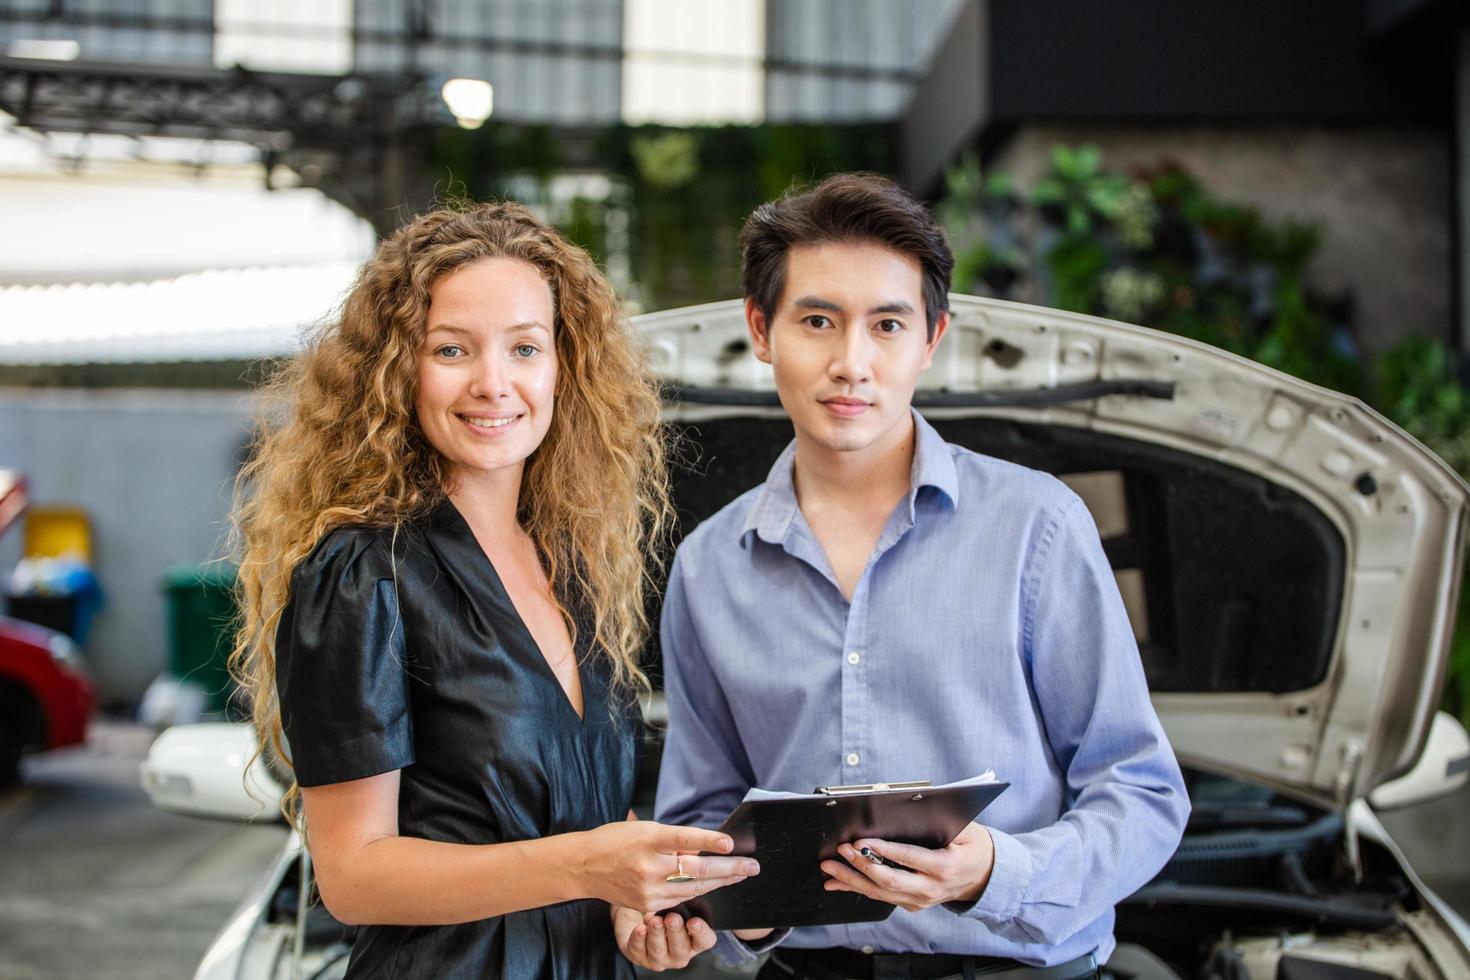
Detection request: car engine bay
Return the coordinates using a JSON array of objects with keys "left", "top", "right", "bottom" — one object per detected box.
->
[{"left": 1111, "top": 772, "right": 1449, "bottom": 980}]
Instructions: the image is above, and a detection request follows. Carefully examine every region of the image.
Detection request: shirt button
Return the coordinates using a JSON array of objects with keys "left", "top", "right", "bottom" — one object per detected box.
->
[
  {"left": 847, "top": 650, "right": 861, "bottom": 665},
  {"left": 846, "top": 752, "right": 860, "bottom": 766},
  {"left": 861, "top": 945, "right": 875, "bottom": 954}
]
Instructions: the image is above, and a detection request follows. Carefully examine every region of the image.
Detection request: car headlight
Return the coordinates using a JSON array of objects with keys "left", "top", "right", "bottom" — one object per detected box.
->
[{"left": 47, "top": 632, "right": 82, "bottom": 670}]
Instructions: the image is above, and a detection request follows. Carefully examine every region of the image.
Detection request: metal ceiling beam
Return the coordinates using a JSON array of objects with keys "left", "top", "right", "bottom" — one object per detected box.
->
[
  {"left": 0, "top": 55, "right": 616, "bottom": 233},
  {"left": 0, "top": 56, "right": 417, "bottom": 149},
  {"left": 0, "top": 55, "right": 447, "bottom": 232}
]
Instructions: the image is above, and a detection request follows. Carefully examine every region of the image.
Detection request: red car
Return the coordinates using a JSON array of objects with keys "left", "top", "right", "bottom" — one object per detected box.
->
[
  {"left": 0, "top": 615, "right": 94, "bottom": 785},
  {"left": 0, "top": 472, "right": 94, "bottom": 785}
]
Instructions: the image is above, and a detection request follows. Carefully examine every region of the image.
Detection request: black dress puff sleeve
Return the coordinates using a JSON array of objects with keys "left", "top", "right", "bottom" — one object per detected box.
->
[{"left": 275, "top": 526, "right": 415, "bottom": 787}]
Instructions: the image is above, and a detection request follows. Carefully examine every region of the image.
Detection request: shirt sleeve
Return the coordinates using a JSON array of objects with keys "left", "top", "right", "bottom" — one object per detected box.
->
[
  {"left": 653, "top": 550, "right": 790, "bottom": 964},
  {"left": 275, "top": 528, "right": 414, "bottom": 788},
  {"left": 950, "top": 493, "right": 1191, "bottom": 946}
]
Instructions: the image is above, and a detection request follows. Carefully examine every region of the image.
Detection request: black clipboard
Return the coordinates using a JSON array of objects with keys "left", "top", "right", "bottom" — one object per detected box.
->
[{"left": 669, "top": 777, "right": 1008, "bottom": 930}]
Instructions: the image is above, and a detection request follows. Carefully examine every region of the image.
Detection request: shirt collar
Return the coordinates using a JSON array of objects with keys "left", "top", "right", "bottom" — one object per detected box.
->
[
  {"left": 739, "top": 408, "right": 959, "bottom": 548},
  {"left": 740, "top": 439, "right": 800, "bottom": 546},
  {"left": 909, "top": 408, "right": 960, "bottom": 511}
]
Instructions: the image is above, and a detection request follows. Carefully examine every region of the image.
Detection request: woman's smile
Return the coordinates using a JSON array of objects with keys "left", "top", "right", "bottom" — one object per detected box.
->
[{"left": 457, "top": 412, "right": 524, "bottom": 433}]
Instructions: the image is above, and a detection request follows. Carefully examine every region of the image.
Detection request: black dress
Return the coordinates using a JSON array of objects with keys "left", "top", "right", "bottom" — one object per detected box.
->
[{"left": 275, "top": 500, "right": 639, "bottom": 980}]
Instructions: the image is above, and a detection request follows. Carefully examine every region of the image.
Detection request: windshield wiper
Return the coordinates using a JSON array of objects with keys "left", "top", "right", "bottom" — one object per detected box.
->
[{"left": 665, "top": 379, "right": 1176, "bottom": 409}]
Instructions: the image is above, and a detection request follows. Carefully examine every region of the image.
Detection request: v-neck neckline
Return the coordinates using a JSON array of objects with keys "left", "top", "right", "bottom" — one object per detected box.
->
[{"left": 434, "top": 499, "right": 590, "bottom": 726}]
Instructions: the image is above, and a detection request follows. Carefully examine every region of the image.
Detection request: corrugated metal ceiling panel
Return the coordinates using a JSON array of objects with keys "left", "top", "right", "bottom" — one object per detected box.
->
[{"left": 0, "top": 262, "right": 359, "bottom": 365}]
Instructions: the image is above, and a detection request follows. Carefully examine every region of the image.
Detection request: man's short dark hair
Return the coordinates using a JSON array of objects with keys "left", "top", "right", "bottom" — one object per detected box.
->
[{"left": 738, "top": 172, "right": 955, "bottom": 340}]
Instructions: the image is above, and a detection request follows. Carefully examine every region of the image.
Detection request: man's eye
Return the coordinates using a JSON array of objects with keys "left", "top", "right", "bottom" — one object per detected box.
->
[
  {"left": 876, "top": 319, "right": 904, "bottom": 334},
  {"left": 805, "top": 315, "right": 832, "bottom": 329},
  {"left": 514, "top": 344, "right": 540, "bottom": 358}
]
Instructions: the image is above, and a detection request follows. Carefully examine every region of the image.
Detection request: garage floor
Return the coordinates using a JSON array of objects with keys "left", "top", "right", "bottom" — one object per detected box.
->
[
  {"left": 1, "top": 720, "right": 1467, "bottom": 980},
  {"left": 0, "top": 721, "right": 288, "bottom": 980}
]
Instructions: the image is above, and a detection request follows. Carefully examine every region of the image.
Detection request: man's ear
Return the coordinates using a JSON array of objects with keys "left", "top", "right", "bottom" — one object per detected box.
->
[
  {"left": 919, "top": 310, "right": 951, "bottom": 371},
  {"left": 745, "top": 297, "right": 773, "bottom": 365}
]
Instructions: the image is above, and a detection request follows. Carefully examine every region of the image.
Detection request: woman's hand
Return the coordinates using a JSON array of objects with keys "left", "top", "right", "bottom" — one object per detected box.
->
[
  {"left": 576, "top": 820, "right": 759, "bottom": 913},
  {"left": 613, "top": 905, "right": 716, "bottom": 970}
]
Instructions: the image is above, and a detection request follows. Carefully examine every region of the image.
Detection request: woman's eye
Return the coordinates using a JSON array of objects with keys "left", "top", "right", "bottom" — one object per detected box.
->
[
  {"left": 436, "top": 344, "right": 465, "bottom": 358},
  {"left": 514, "top": 344, "right": 540, "bottom": 358}
]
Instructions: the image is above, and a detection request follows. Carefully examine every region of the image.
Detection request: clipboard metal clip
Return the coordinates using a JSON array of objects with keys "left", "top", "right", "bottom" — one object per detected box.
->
[{"left": 813, "top": 780, "right": 932, "bottom": 796}]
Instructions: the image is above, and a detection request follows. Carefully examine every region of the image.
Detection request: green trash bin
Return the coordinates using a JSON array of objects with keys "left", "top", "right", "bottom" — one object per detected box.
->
[{"left": 162, "top": 564, "right": 239, "bottom": 714}]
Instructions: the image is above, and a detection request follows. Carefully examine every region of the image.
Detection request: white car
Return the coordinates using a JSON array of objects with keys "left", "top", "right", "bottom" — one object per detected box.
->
[{"left": 147, "top": 296, "right": 1470, "bottom": 979}]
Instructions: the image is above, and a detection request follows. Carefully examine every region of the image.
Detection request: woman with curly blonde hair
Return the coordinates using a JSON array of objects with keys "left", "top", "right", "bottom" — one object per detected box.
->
[{"left": 231, "top": 201, "right": 755, "bottom": 978}]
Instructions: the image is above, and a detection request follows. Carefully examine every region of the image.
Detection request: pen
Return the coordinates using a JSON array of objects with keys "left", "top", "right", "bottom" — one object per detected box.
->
[{"left": 859, "top": 846, "right": 910, "bottom": 871}]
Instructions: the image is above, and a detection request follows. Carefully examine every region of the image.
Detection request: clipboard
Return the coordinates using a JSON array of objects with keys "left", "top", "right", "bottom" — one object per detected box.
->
[{"left": 669, "top": 775, "right": 1008, "bottom": 930}]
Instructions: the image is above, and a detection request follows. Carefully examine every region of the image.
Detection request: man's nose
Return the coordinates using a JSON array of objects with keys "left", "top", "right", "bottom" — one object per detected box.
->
[{"left": 829, "top": 326, "right": 874, "bottom": 385}]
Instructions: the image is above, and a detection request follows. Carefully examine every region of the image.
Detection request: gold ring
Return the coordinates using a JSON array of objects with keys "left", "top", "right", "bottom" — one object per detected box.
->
[{"left": 665, "top": 856, "right": 696, "bottom": 884}]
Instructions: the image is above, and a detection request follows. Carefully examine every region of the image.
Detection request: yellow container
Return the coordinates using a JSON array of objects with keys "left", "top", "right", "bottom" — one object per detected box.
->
[{"left": 23, "top": 506, "right": 92, "bottom": 563}]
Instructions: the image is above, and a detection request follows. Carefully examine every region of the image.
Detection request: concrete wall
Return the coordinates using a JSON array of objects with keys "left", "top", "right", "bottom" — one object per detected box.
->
[
  {"left": 901, "top": 0, "right": 987, "bottom": 192},
  {"left": 0, "top": 388, "right": 257, "bottom": 706},
  {"left": 991, "top": 125, "right": 1454, "bottom": 356}
]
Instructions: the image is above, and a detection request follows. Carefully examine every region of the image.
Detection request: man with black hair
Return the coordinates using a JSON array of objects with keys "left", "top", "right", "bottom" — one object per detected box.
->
[{"left": 653, "top": 173, "right": 1189, "bottom": 980}]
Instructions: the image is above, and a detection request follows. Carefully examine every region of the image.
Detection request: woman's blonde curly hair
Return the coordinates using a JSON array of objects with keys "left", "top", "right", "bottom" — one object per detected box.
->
[{"left": 229, "top": 201, "right": 671, "bottom": 824}]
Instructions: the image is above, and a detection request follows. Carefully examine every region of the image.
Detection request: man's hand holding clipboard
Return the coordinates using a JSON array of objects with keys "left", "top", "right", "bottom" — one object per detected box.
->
[
  {"left": 821, "top": 820, "right": 996, "bottom": 913},
  {"left": 667, "top": 772, "right": 1007, "bottom": 931}
]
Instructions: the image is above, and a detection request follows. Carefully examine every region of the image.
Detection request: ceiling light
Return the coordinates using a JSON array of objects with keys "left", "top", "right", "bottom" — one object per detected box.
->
[{"left": 441, "top": 78, "right": 493, "bottom": 129}]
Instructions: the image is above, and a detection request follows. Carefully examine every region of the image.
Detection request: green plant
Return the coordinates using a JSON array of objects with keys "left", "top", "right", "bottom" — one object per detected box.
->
[
  {"left": 1044, "top": 236, "right": 1110, "bottom": 313},
  {"left": 1100, "top": 267, "right": 1164, "bottom": 322},
  {"left": 1030, "top": 144, "right": 1130, "bottom": 236},
  {"left": 1377, "top": 339, "right": 1470, "bottom": 472},
  {"left": 629, "top": 132, "right": 700, "bottom": 189},
  {"left": 942, "top": 155, "right": 1027, "bottom": 298}
]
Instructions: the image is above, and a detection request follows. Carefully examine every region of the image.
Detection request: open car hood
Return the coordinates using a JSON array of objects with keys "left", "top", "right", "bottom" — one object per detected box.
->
[{"left": 634, "top": 296, "right": 1470, "bottom": 810}]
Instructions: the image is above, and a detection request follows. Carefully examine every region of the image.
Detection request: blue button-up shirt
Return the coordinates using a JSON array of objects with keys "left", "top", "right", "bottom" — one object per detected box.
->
[{"left": 655, "top": 411, "right": 1190, "bottom": 966}]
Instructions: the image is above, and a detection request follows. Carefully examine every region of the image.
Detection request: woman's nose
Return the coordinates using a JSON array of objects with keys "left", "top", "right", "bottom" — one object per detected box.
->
[{"left": 467, "top": 354, "right": 510, "bottom": 399}]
